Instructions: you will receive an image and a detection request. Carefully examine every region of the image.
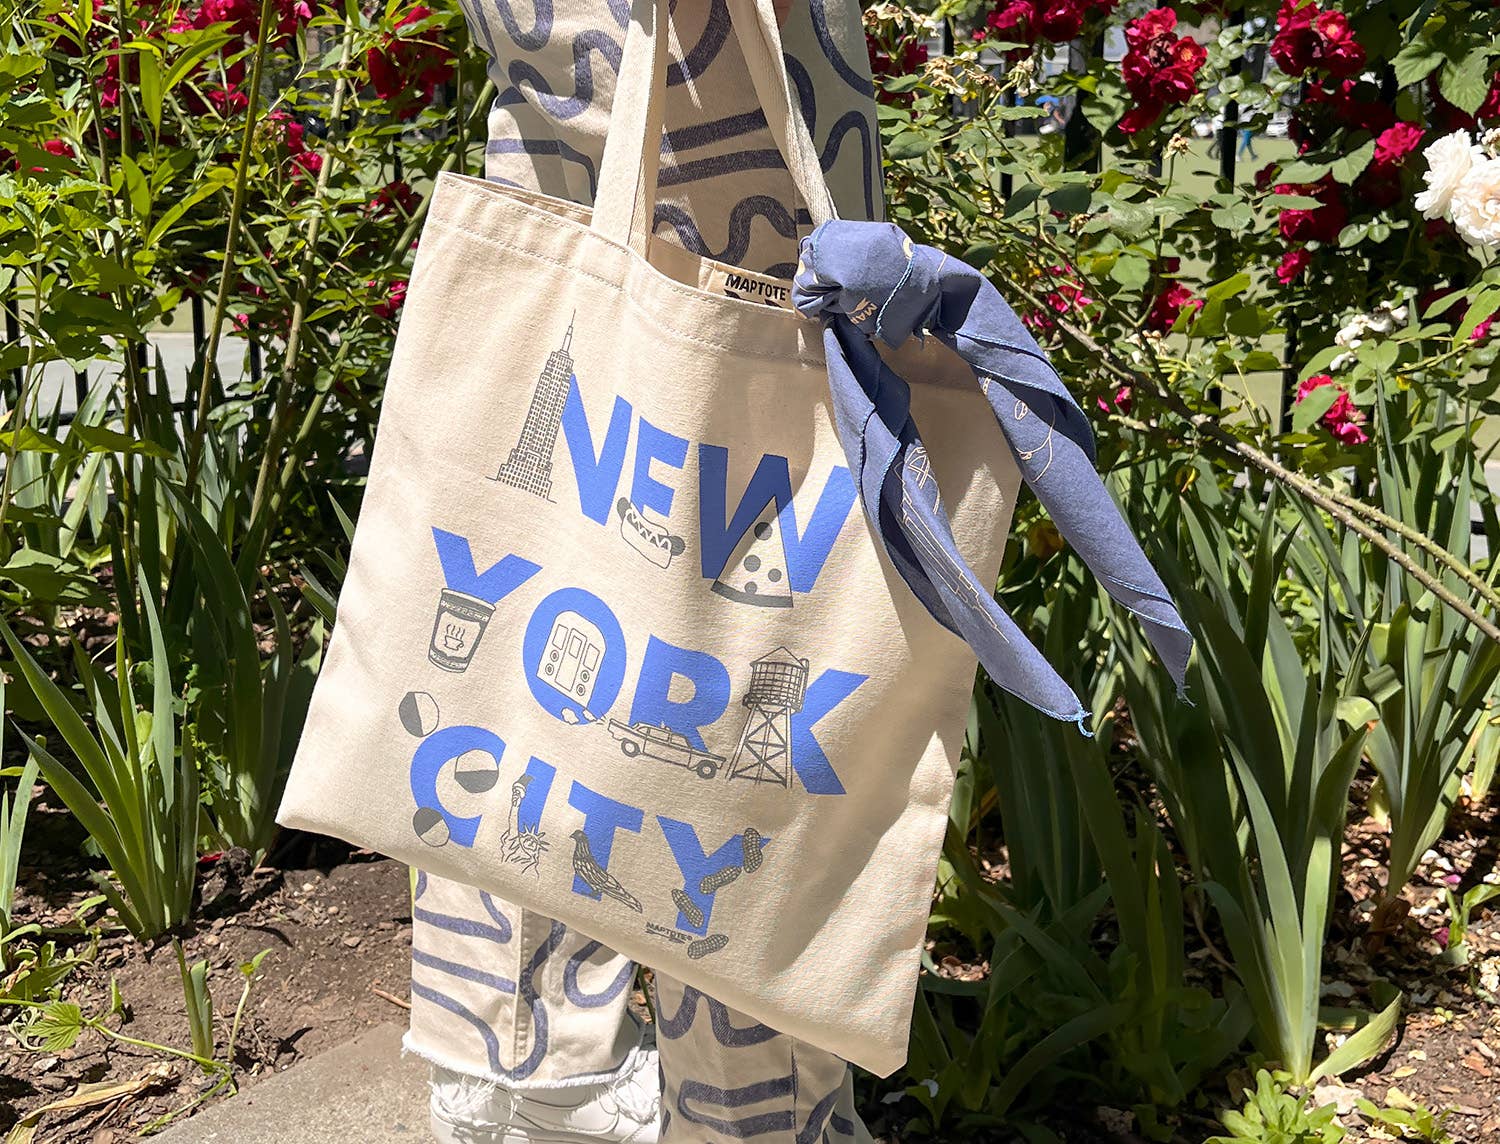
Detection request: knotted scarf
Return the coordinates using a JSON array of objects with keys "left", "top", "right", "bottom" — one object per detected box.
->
[{"left": 792, "top": 221, "right": 1191, "bottom": 728}]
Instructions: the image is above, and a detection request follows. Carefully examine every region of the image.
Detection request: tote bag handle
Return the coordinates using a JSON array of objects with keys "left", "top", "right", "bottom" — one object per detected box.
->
[{"left": 591, "top": 0, "right": 837, "bottom": 256}]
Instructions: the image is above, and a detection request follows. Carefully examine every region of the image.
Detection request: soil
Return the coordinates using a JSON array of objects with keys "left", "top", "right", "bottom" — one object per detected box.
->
[{"left": 1, "top": 791, "right": 414, "bottom": 1144}]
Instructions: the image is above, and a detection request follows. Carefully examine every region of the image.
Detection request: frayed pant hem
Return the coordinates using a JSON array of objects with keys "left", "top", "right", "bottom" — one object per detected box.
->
[{"left": 402, "top": 1030, "right": 650, "bottom": 1092}]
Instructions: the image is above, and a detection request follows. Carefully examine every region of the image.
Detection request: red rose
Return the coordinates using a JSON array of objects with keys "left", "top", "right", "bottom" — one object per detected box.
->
[
  {"left": 1271, "top": 0, "right": 1364, "bottom": 79},
  {"left": 367, "top": 6, "right": 456, "bottom": 117},
  {"left": 1119, "top": 7, "right": 1205, "bottom": 131},
  {"left": 369, "top": 180, "right": 421, "bottom": 217},
  {"left": 1119, "top": 100, "right": 1166, "bottom": 135},
  {"left": 987, "top": 0, "right": 1039, "bottom": 44},
  {"left": 1312, "top": 10, "right": 1363, "bottom": 78},
  {"left": 1039, "top": 0, "right": 1084, "bottom": 42},
  {"left": 1146, "top": 283, "right": 1202, "bottom": 331},
  {"left": 1295, "top": 373, "right": 1368, "bottom": 445},
  {"left": 1023, "top": 267, "right": 1093, "bottom": 334},
  {"left": 1275, "top": 177, "right": 1346, "bottom": 243},
  {"left": 1372, "top": 122, "right": 1423, "bottom": 171},
  {"left": 186, "top": 0, "right": 310, "bottom": 39},
  {"left": 1276, "top": 247, "right": 1311, "bottom": 284},
  {"left": 373, "top": 279, "right": 408, "bottom": 320},
  {"left": 1125, "top": 6, "right": 1178, "bottom": 48}
]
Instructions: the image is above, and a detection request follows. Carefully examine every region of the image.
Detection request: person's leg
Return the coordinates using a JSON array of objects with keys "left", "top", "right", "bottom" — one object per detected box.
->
[
  {"left": 650, "top": 973, "right": 871, "bottom": 1143},
  {"left": 408, "top": 872, "right": 658, "bottom": 1142}
]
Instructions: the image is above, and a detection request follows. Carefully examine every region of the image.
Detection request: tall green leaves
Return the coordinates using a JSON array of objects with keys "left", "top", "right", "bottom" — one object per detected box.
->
[
  {"left": 1, "top": 677, "right": 41, "bottom": 968},
  {"left": 171, "top": 492, "right": 324, "bottom": 857},
  {"left": 1119, "top": 492, "right": 1395, "bottom": 1084},
  {"left": 0, "top": 592, "right": 197, "bottom": 941}
]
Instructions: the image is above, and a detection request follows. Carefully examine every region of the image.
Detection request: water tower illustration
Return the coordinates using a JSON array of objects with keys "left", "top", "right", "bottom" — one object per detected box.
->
[
  {"left": 490, "top": 316, "right": 575, "bottom": 500},
  {"left": 726, "top": 648, "right": 809, "bottom": 788}
]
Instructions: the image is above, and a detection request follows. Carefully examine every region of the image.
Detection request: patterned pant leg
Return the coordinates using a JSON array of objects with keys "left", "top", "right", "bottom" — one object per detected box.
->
[
  {"left": 406, "top": 871, "right": 645, "bottom": 1088},
  {"left": 651, "top": 973, "right": 871, "bottom": 1144}
]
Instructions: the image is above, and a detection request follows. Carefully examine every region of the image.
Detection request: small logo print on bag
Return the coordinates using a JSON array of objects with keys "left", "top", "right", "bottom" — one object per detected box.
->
[{"left": 646, "top": 921, "right": 690, "bottom": 945}]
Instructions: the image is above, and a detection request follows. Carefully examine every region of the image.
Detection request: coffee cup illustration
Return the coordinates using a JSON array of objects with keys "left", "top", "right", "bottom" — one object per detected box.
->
[{"left": 428, "top": 589, "right": 495, "bottom": 673}]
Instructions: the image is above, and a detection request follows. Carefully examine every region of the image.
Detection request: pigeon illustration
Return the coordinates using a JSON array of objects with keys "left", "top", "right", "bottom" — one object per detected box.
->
[{"left": 569, "top": 830, "right": 643, "bottom": 912}]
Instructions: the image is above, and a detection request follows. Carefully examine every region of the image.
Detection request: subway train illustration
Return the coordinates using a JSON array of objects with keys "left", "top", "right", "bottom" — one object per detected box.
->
[{"left": 537, "top": 611, "right": 605, "bottom": 710}]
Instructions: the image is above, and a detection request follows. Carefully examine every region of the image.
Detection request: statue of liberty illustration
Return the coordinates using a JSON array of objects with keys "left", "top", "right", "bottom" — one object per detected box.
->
[{"left": 491, "top": 316, "right": 575, "bottom": 500}]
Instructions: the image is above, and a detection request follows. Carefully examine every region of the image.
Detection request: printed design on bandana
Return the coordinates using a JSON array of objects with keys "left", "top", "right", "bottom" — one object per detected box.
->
[{"left": 490, "top": 317, "right": 576, "bottom": 500}]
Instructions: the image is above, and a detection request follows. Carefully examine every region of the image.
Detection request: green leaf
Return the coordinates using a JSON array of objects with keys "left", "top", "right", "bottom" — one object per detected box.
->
[
  {"left": 1391, "top": 40, "right": 1444, "bottom": 87},
  {"left": 1047, "top": 184, "right": 1093, "bottom": 215},
  {"left": 1210, "top": 202, "right": 1255, "bottom": 232},
  {"left": 30, "top": 1001, "right": 85, "bottom": 1052},
  {"left": 67, "top": 424, "right": 170, "bottom": 457},
  {"left": 1109, "top": 253, "right": 1151, "bottom": 289},
  {"left": 1440, "top": 48, "right": 1492, "bottom": 116},
  {"left": 886, "top": 131, "right": 936, "bottom": 161},
  {"left": 1206, "top": 273, "right": 1252, "bottom": 304},
  {"left": 1455, "top": 286, "right": 1500, "bottom": 345},
  {"left": 1292, "top": 383, "right": 1340, "bottom": 432},
  {"left": 1002, "top": 184, "right": 1043, "bottom": 217},
  {"left": 1226, "top": 305, "right": 1271, "bottom": 337},
  {"left": 138, "top": 48, "right": 163, "bottom": 134},
  {"left": 0, "top": 427, "right": 66, "bottom": 454},
  {"left": 146, "top": 171, "right": 234, "bottom": 246},
  {"left": 119, "top": 153, "right": 151, "bottom": 223},
  {"left": 1310, "top": 993, "right": 1402, "bottom": 1083},
  {"left": 1331, "top": 140, "right": 1376, "bottom": 184}
]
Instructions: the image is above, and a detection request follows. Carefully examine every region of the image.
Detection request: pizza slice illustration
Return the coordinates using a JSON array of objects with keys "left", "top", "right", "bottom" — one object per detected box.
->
[{"left": 712, "top": 500, "right": 792, "bottom": 609}]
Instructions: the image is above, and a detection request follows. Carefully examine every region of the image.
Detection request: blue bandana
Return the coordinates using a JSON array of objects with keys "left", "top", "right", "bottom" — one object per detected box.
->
[{"left": 793, "top": 221, "right": 1191, "bottom": 729}]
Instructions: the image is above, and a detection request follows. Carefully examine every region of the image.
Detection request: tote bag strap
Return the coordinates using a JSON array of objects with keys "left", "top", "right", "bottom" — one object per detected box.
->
[{"left": 592, "top": 0, "right": 836, "bottom": 255}]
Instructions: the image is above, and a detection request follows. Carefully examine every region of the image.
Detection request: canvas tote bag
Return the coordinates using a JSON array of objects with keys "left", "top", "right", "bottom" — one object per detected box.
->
[{"left": 280, "top": 0, "right": 1024, "bottom": 1076}]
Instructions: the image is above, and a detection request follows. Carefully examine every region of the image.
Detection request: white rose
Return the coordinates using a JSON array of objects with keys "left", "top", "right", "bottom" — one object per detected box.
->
[
  {"left": 1450, "top": 156, "right": 1500, "bottom": 248},
  {"left": 1415, "top": 129, "right": 1481, "bottom": 220}
]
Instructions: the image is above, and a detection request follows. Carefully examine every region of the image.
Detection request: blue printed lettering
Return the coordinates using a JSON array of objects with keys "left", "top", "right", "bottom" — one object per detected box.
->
[
  {"left": 561, "top": 379, "right": 632, "bottom": 524},
  {"left": 697, "top": 447, "right": 856, "bottom": 593},
  {"left": 656, "top": 817, "right": 768, "bottom": 935},
  {"left": 629, "top": 636, "right": 731, "bottom": 751},
  {"left": 409, "top": 725, "right": 507, "bottom": 848},
  {"left": 789, "top": 669, "right": 867, "bottom": 795},
  {"left": 630, "top": 418, "right": 689, "bottom": 521},
  {"left": 516, "top": 756, "right": 556, "bottom": 834},
  {"left": 431, "top": 529, "right": 542, "bottom": 604}
]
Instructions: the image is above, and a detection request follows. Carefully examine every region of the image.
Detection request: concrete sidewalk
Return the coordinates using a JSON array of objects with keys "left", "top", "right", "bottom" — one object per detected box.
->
[{"left": 155, "top": 1023, "right": 430, "bottom": 1144}]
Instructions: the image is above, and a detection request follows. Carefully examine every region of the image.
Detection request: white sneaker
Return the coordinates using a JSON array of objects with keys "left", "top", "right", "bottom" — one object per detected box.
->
[{"left": 430, "top": 1048, "right": 661, "bottom": 1144}]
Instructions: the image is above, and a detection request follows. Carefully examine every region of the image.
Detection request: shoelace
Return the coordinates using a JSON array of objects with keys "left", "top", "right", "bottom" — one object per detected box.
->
[
  {"left": 598, "top": 1054, "right": 661, "bottom": 1126},
  {"left": 432, "top": 1072, "right": 508, "bottom": 1123}
]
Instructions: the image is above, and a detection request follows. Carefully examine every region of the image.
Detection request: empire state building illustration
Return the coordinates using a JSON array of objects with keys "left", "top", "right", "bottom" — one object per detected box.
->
[{"left": 491, "top": 317, "right": 575, "bottom": 499}]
